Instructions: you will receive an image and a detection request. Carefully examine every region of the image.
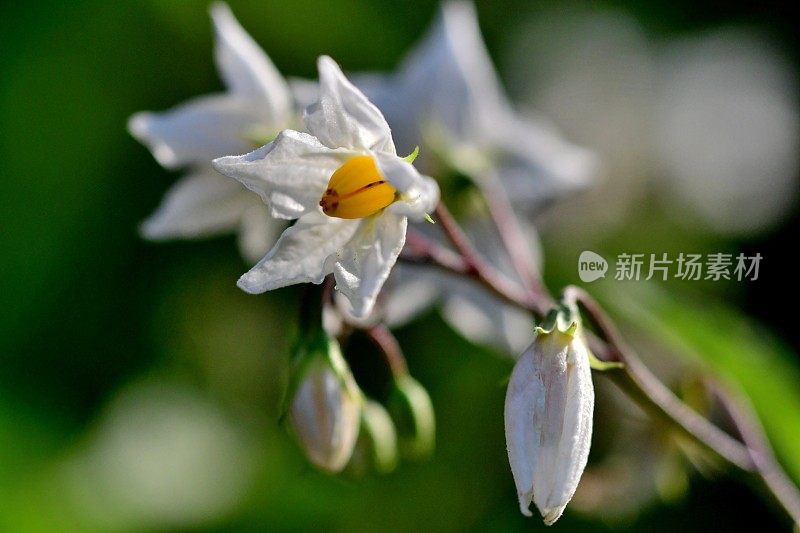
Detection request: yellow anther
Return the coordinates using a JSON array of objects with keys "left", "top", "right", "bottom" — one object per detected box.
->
[{"left": 319, "top": 155, "right": 397, "bottom": 219}]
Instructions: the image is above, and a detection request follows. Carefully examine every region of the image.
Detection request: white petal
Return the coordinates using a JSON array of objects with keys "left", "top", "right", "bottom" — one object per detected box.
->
[
  {"left": 378, "top": 1, "right": 599, "bottom": 205},
  {"left": 287, "top": 76, "right": 319, "bottom": 111},
  {"left": 352, "top": 72, "right": 420, "bottom": 158},
  {"left": 442, "top": 285, "right": 534, "bottom": 355},
  {"left": 332, "top": 262, "right": 441, "bottom": 328},
  {"left": 212, "top": 130, "right": 351, "bottom": 219},
  {"left": 545, "top": 340, "right": 594, "bottom": 516},
  {"left": 237, "top": 203, "right": 285, "bottom": 264},
  {"left": 487, "top": 113, "right": 599, "bottom": 210},
  {"left": 382, "top": 265, "right": 442, "bottom": 327},
  {"left": 505, "top": 347, "right": 540, "bottom": 517},
  {"left": 140, "top": 169, "right": 261, "bottom": 240},
  {"left": 375, "top": 154, "right": 439, "bottom": 220},
  {"left": 237, "top": 211, "right": 359, "bottom": 293},
  {"left": 395, "top": 1, "right": 511, "bottom": 144},
  {"left": 333, "top": 212, "right": 407, "bottom": 319},
  {"left": 210, "top": 2, "right": 292, "bottom": 122},
  {"left": 463, "top": 207, "right": 541, "bottom": 282},
  {"left": 350, "top": 72, "right": 398, "bottom": 107},
  {"left": 304, "top": 56, "right": 395, "bottom": 153},
  {"left": 128, "top": 95, "right": 261, "bottom": 169}
]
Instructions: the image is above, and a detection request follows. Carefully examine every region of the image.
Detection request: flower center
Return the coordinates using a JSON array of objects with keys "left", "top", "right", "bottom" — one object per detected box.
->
[{"left": 319, "top": 155, "right": 397, "bottom": 219}]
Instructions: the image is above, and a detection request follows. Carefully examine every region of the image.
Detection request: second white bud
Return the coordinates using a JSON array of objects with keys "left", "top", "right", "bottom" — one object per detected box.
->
[{"left": 504, "top": 315, "right": 594, "bottom": 525}]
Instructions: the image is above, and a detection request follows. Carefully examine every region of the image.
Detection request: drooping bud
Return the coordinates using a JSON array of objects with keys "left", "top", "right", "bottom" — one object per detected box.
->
[
  {"left": 388, "top": 375, "right": 436, "bottom": 460},
  {"left": 504, "top": 305, "right": 594, "bottom": 525},
  {"left": 289, "top": 334, "right": 361, "bottom": 472},
  {"left": 347, "top": 399, "right": 399, "bottom": 476}
]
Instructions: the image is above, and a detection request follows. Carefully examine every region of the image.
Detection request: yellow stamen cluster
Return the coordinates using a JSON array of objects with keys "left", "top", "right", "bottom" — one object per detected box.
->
[{"left": 319, "top": 156, "right": 397, "bottom": 219}]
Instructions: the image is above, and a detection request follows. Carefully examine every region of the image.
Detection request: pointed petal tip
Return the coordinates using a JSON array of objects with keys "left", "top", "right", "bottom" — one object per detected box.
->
[
  {"left": 236, "top": 272, "right": 263, "bottom": 294},
  {"left": 209, "top": 0, "right": 231, "bottom": 20},
  {"left": 541, "top": 505, "right": 565, "bottom": 526},
  {"left": 126, "top": 112, "right": 149, "bottom": 139},
  {"left": 347, "top": 305, "right": 369, "bottom": 321},
  {"left": 335, "top": 289, "right": 372, "bottom": 321},
  {"left": 316, "top": 55, "right": 346, "bottom": 87},
  {"left": 211, "top": 152, "right": 251, "bottom": 174},
  {"left": 210, "top": 155, "right": 229, "bottom": 173},
  {"left": 138, "top": 217, "right": 161, "bottom": 241},
  {"left": 127, "top": 111, "right": 183, "bottom": 169},
  {"left": 517, "top": 492, "right": 533, "bottom": 517},
  {"left": 317, "top": 54, "right": 337, "bottom": 70},
  {"left": 209, "top": 1, "right": 244, "bottom": 42}
]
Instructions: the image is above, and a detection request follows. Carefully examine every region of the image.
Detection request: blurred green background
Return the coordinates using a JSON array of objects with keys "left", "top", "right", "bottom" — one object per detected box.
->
[{"left": 1, "top": 0, "right": 798, "bottom": 531}]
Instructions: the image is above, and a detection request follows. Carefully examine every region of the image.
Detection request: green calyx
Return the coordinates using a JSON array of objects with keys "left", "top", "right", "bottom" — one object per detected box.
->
[
  {"left": 535, "top": 294, "right": 625, "bottom": 372},
  {"left": 535, "top": 300, "right": 581, "bottom": 338},
  {"left": 346, "top": 400, "right": 399, "bottom": 477},
  {"left": 402, "top": 145, "right": 420, "bottom": 164},
  {"left": 387, "top": 375, "right": 436, "bottom": 461},
  {"left": 587, "top": 352, "right": 625, "bottom": 371}
]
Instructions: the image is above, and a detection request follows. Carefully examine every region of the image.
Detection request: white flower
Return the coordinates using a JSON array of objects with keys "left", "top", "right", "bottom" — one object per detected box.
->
[
  {"left": 128, "top": 3, "right": 294, "bottom": 262},
  {"left": 505, "top": 321, "right": 594, "bottom": 524},
  {"left": 290, "top": 339, "right": 361, "bottom": 472},
  {"left": 296, "top": 1, "right": 594, "bottom": 350},
  {"left": 213, "top": 56, "right": 439, "bottom": 318},
  {"left": 351, "top": 0, "right": 598, "bottom": 211}
]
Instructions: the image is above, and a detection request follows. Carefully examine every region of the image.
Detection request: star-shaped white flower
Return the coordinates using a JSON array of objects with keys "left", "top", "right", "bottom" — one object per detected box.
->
[
  {"left": 291, "top": 2, "right": 596, "bottom": 351},
  {"left": 128, "top": 3, "right": 293, "bottom": 262},
  {"left": 212, "top": 56, "right": 439, "bottom": 318}
]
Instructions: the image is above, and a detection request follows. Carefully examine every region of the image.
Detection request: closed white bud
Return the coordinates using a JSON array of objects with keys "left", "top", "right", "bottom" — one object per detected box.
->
[
  {"left": 289, "top": 338, "right": 361, "bottom": 472},
  {"left": 504, "top": 317, "right": 594, "bottom": 525}
]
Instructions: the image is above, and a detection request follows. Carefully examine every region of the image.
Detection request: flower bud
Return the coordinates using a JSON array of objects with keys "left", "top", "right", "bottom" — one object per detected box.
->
[
  {"left": 504, "top": 313, "right": 594, "bottom": 525},
  {"left": 347, "top": 399, "right": 399, "bottom": 476},
  {"left": 388, "top": 375, "right": 436, "bottom": 460},
  {"left": 289, "top": 336, "right": 361, "bottom": 472}
]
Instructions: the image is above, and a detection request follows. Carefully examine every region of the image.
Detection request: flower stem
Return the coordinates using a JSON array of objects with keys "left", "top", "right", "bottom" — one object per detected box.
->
[
  {"left": 711, "top": 382, "right": 800, "bottom": 524},
  {"left": 479, "top": 174, "right": 550, "bottom": 303},
  {"left": 403, "top": 227, "right": 539, "bottom": 313},
  {"left": 562, "top": 285, "right": 753, "bottom": 468},
  {"left": 365, "top": 323, "right": 409, "bottom": 378},
  {"left": 566, "top": 285, "right": 800, "bottom": 524},
  {"left": 433, "top": 202, "right": 552, "bottom": 316}
]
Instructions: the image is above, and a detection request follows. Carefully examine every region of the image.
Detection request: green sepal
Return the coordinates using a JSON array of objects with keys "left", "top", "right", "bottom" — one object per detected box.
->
[
  {"left": 346, "top": 400, "right": 399, "bottom": 477},
  {"left": 588, "top": 350, "right": 624, "bottom": 371},
  {"left": 402, "top": 145, "right": 420, "bottom": 164},
  {"left": 536, "top": 298, "right": 580, "bottom": 338},
  {"left": 387, "top": 375, "right": 435, "bottom": 461},
  {"left": 424, "top": 213, "right": 435, "bottom": 224}
]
